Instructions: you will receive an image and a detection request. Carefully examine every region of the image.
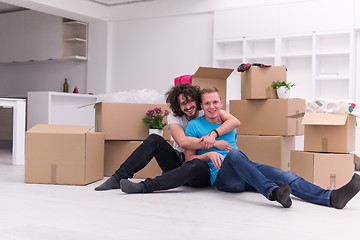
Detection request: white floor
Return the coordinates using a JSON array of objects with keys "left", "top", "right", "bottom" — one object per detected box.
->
[{"left": 1, "top": 148, "right": 360, "bottom": 240}]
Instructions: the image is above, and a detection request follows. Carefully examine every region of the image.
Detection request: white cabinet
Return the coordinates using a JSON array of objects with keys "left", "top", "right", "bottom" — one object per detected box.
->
[
  {"left": 214, "top": 5, "right": 278, "bottom": 40},
  {"left": 278, "top": 0, "right": 354, "bottom": 35},
  {"left": 62, "top": 20, "right": 88, "bottom": 60},
  {"left": 214, "top": 30, "right": 355, "bottom": 102},
  {"left": 0, "top": 10, "right": 88, "bottom": 63},
  {"left": 27, "top": 92, "right": 97, "bottom": 130}
]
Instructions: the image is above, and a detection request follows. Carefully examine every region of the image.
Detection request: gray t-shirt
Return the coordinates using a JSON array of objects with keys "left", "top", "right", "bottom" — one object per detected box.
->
[{"left": 167, "top": 110, "right": 204, "bottom": 153}]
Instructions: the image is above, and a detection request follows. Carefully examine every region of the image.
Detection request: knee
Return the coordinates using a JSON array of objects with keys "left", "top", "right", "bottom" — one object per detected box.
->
[
  {"left": 227, "top": 149, "right": 245, "bottom": 161},
  {"left": 146, "top": 133, "right": 165, "bottom": 144},
  {"left": 185, "top": 159, "right": 209, "bottom": 174}
]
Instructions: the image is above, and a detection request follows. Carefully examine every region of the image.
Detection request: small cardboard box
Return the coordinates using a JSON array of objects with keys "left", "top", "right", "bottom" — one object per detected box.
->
[
  {"left": 95, "top": 102, "right": 171, "bottom": 141},
  {"left": 25, "top": 124, "right": 105, "bottom": 185},
  {"left": 104, "top": 140, "right": 163, "bottom": 179},
  {"left": 290, "top": 150, "right": 354, "bottom": 190},
  {"left": 302, "top": 113, "right": 358, "bottom": 153},
  {"left": 236, "top": 135, "right": 295, "bottom": 171},
  {"left": 230, "top": 99, "right": 305, "bottom": 136},
  {"left": 192, "top": 67, "right": 233, "bottom": 110},
  {"left": 241, "top": 66, "right": 286, "bottom": 100}
]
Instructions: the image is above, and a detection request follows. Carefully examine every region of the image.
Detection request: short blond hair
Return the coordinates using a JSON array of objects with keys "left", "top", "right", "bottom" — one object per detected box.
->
[{"left": 200, "top": 87, "right": 220, "bottom": 103}]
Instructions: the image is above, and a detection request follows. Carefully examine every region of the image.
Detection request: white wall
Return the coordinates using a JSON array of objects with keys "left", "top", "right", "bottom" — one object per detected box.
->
[
  {"left": 109, "top": 12, "right": 214, "bottom": 95},
  {"left": 0, "top": 61, "right": 87, "bottom": 97}
]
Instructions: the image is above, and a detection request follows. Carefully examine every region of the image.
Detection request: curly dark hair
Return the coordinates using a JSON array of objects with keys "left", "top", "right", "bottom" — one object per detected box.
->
[{"left": 165, "top": 83, "right": 201, "bottom": 117}]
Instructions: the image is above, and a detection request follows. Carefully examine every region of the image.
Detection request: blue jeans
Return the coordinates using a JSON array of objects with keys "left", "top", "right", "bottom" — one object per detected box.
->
[{"left": 214, "top": 149, "right": 332, "bottom": 206}]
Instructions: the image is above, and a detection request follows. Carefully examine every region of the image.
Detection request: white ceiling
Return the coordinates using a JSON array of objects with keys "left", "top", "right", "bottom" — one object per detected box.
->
[
  {"left": 88, "top": 0, "right": 157, "bottom": 6},
  {"left": 0, "top": 2, "right": 26, "bottom": 13}
]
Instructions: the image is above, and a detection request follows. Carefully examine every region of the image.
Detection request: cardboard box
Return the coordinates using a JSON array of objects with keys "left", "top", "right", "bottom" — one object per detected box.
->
[
  {"left": 290, "top": 151, "right": 354, "bottom": 190},
  {"left": 302, "top": 113, "right": 358, "bottom": 153},
  {"left": 95, "top": 102, "right": 171, "bottom": 140},
  {"left": 241, "top": 66, "right": 286, "bottom": 100},
  {"left": 104, "top": 140, "right": 163, "bottom": 179},
  {"left": 230, "top": 99, "right": 305, "bottom": 136},
  {"left": 192, "top": 67, "right": 233, "bottom": 110},
  {"left": 25, "top": 124, "right": 104, "bottom": 185},
  {"left": 236, "top": 135, "right": 295, "bottom": 171}
]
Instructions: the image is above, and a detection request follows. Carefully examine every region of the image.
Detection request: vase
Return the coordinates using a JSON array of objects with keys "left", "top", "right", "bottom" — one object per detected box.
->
[
  {"left": 276, "top": 86, "right": 291, "bottom": 99},
  {"left": 149, "top": 129, "right": 163, "bottom": 137}
]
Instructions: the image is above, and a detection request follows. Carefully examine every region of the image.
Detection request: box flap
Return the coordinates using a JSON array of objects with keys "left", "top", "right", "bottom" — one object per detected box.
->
[
  {"left": 193, "top": 67, "right": 233, "bottom": 80},
  {"left": 353, "top": 153, "right": 360, "bottom": 164},
  {"left": 301, "top": 113, "right": 348, "bottom": 126},
  {"left": 27, "top": 124, "right": 93, "bottom": 134}
]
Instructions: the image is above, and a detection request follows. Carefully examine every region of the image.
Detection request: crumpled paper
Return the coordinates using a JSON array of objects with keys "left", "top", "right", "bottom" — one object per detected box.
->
[
  {"left": 306, "top": 98, "right": 356, "bottom": 114},
  {"left": 97, "top": 88, "right": 166, "bottom": 104}
]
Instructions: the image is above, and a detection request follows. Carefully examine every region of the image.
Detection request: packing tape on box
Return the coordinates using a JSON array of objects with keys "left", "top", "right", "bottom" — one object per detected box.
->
[
  {"left": 51, "top": 164, "right": 57, "bottom": 184},
  {"left": 321, "top": 137, "right": 328, "bottom": 152},
  {"left": 328, "top": 173, "right": 336, "bottom": 190}
]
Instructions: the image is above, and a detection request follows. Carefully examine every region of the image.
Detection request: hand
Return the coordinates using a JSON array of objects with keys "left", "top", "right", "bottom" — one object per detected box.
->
[
  {"left": 214, "top": 140, "right": 233, "bottom": 151},
  {"left": 199, "top": 134, "right": 216, "bottom": 150},
  {"left": 207, "top": 152, "right": 224, "bottom": 169}
]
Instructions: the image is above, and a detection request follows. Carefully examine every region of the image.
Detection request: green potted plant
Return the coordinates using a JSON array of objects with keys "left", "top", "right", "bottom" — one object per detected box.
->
[
  {"left": 272, "top": 81, "right": 295, "bottom": 99},
  {"left": 142, "top": 107, "right": 169, "bottom": 136}
]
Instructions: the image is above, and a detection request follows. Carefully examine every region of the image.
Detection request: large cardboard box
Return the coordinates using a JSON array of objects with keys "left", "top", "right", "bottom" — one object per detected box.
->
[
  {"left": 290, "top": 151, "right": 354, "bottom": 190},
  {"left": 25, "top": 124, "right": 105, "bottom": 185},
  {"left": 192, "top": 67, "right": 233, "bottom": 110},
  {"left": 230, "top": 99, "right": 305, "bottom": 136},
  {"left": 302, "top": 113, "right": 358, "bottom": 153},
  {"left": 95, "top": 102, "right": 171, "bottom": 141},
  {"left": 104, "top": 140, "right": 163, "bottom": 179},
  {"left": 241, "top": 66, "right": 286, "bottom": 100},
  {"left": 236, "top": 135, "right": 295, "bottom": 171}
]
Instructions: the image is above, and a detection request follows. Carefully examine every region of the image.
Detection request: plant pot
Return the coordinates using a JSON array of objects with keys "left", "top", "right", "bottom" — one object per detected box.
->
[
  {"left": 149, "top": 129, "right": 163, "bottom": 137},
  {"left": 276, "top": 86, "right": 291, "bottom": 99}
]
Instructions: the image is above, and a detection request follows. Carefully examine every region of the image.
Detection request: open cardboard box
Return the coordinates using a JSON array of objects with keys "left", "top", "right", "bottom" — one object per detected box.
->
[
  {"left": 302, "top": 112, "right": 359, "bottom": 153},
  {"left": 290, "top": 150, "right": 355, "bottom": 190},
  {"left": 192, "top": 67, "right": 233, "bottom": 110},
  {"left": 25, "top": 124, "right": 105, "bottom": 185},
  {"left": 241, "top": 66, "right": 286, "bottom": 100}
]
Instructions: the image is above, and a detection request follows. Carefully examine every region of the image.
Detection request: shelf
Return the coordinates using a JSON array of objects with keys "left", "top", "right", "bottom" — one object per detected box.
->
[
  {"left": 315, "top": 75, "right": 349, "bottom": 81},
  {"left": 63, "top": 21, "right": 87, "bottom": 26},
  {"left": 62, "top": 19, "right": 87, "bottom": 59},
  {"left": 63, "top": 38, "right": 87, "bottom": 42},
  {"left": 315, "top": 51, "right": 350, "bottom": 56},
  {"left": 215, "top": 56, "right": 243, "bottom": 62},
  {"left": 280, "top": 53, "right": 312, "bottom": 58}
]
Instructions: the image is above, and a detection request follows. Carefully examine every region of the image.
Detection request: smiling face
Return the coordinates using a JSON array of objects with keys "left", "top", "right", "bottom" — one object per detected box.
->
[
  {"left": 177, "top": 94, "right": 198, "bottom": 120},
  {"left": 201, "top": 91, "right": 223, "bottom": 123}
]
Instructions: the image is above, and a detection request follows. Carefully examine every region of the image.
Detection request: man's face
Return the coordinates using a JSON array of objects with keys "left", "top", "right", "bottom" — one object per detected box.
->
[
  {"left": 201, "top": 92, "right": 222, "bottom": 120},
  {"left": 178, "top": 94, "right": 198, "bottom": 120}
]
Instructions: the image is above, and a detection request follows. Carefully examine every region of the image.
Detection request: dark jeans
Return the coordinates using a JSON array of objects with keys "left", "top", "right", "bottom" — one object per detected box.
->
[
  {"left": 215, "top": 149, "right": 332, "bottom": 206},
  {"left": 113, "top": 134, "right": 210, "bottom": 192}
]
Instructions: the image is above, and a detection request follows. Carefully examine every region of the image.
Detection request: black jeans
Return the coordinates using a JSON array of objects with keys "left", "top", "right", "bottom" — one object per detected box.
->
[{"left": 113, "top": 134, "right": 210, "bottom": 192}]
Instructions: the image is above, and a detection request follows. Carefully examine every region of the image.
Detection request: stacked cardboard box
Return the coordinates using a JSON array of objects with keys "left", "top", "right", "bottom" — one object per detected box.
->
[
  {"left": 291, "top": 112, "right": 359, "bottom": 189},
  {"left": 25, "top": 125, "right": 105, "bottom": 185},
  {"left": 95, "top": 102, "right": 171, "bottom": 179},
  {"left": 230, "top": 66, "right": 305, "bottom": 171}
]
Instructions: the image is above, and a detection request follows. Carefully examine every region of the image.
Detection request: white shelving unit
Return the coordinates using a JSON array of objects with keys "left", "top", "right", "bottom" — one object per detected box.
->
[
  {"left": 213, "top": 30, "right": 355, "bottom": 102},
  {"left": 27, "top": 92, "right": 97, "bottom": 131},
  {"left": 62, "top": 20, "right": 88, "bottom": 60}
]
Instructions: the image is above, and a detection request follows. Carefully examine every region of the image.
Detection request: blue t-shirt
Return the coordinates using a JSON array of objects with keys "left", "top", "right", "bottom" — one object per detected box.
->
[{"left": 185, "top": 117, "right": 238, "bottom": 185}]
